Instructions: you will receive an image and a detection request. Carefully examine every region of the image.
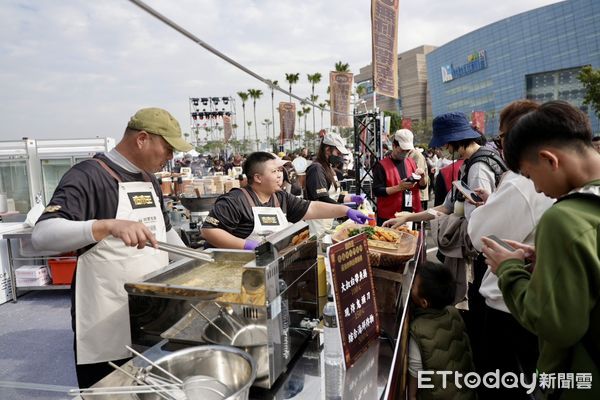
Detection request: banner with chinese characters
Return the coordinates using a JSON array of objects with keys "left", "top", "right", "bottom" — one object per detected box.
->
[
  {"left": 327, "top": 233, "right": 380, "bottom": 368},
  {"left": 330, "top": 72, "right": 353, "bottom": 127},
  {"left": 371, "top": 0, "right": 399, "bottom": 98},
  {"left": 279, "top": 102, "right": 296, "bottom": 140},
  {"left": 471, "top": 111, "right": 486, "bottom": 134},
  {"left": 223, "top": 115, "right": 233, "bottom": 143}
]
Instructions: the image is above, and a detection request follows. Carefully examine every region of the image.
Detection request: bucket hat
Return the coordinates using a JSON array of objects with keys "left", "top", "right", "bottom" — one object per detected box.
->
[{"left": 429, "top": 112, "right": 481, "bottom": 148}]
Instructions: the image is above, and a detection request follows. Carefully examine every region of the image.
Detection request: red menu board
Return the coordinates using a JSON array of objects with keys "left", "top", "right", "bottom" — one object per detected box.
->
[{"left": 327, "top": 233, "right": 380, "bottom": 368}]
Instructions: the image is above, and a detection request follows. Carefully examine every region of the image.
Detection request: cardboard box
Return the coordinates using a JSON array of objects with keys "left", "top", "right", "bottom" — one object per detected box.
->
[{"left": 15, "top": 265, "right": 49, "bottom": 280}]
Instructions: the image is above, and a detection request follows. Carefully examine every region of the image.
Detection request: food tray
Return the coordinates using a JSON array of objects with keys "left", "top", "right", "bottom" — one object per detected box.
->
[{"left": 332, "top": 223, "right": 418, "bottom": 267}]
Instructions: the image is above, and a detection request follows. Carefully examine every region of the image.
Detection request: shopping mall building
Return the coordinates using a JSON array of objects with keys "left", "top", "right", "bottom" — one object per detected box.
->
[{"left": 427, "top": 0, "right": 600, "bottom": 134}]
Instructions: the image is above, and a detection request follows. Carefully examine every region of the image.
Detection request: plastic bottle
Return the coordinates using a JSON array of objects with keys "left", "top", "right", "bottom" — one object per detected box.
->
[{"left": 323, "top": 298, "right": 344, "bottom": 399}]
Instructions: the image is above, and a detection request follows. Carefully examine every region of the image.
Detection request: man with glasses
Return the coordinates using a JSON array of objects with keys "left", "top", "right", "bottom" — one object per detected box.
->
[{"left": 32, "top": 108, "right": 193, "bottom": 388}]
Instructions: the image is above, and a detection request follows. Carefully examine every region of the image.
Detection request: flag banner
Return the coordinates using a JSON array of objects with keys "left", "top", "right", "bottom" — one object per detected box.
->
[
  {"left": 279, "top": 102, "right": 296, "bottom": 140},
  {"left": 401, "top": 118, "right": 412, "bottom": 130},
  {"left": 471, "top": 111, "right": 486, "bottom": 134},
  {"left": 330, "top": 71, "right": 354, "bottom": 127},
  {"left": 371, "top": 0, "right": 399, "bottom": 98},
  {"left": 223, "top": 115, "right": 233, "bottom": 143}
]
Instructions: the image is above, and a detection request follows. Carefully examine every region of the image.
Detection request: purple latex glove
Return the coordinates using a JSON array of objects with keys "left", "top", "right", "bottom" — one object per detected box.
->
[
  {"left": 244, "top": 239, "right": 260, "bottom": 250},
  {"left": 350, "top": 194, "right": 366, "bottom": 205},
  {"left": 346, "top": 208, "right": 373, "bottom": 225}
]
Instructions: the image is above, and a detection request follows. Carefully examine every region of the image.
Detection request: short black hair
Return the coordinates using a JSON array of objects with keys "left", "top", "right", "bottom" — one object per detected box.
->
[
  {"left": 243, "top": 152, "right": 276, "bottom": 184},
  {"left": 417, "top": 262, "right": 456, "bottom": 309},
  {"left": 446, "top": 136, "right": 484, "bottom": 152},
  {"left": 504, "top": 100, "right": 593, "bottom": 172},
  {"left": 593, "top": 136, "right": 600, "bottom": 142}
]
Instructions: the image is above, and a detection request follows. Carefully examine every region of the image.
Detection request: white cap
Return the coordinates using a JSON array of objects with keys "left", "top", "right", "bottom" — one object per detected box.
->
[
  {"left": 322, "top": 132, "right": 350, "bottom": 155},
  {"left": 394, "top": 129, "right": 414, "bottom": 150}
]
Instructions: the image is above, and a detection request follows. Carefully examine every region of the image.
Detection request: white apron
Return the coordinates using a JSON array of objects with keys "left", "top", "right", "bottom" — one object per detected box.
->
[
  {"left": 307, "top": 177, "right": 341, "bottom": 238},
  {"left": 239, "top": 188, "right": 290, "bottom": 242},
  {"left": 75, "top": 160, "right": 169, "bottom": 365}
]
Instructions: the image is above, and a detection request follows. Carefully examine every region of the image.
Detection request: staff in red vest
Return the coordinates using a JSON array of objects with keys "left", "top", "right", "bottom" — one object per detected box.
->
[{"left": 372, "top": 130, "right": 427, "bottom": 226}]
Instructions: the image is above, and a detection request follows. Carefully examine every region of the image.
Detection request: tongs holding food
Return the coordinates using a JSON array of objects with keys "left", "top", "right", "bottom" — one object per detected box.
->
[{"left": 150, "top": 241, "right": 214, "bottom": 263}]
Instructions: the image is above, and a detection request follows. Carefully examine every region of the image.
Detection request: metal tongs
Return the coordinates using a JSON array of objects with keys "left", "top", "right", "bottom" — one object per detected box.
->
[{"left": 150, "top": 241, "right": 214, "bottom": 263}]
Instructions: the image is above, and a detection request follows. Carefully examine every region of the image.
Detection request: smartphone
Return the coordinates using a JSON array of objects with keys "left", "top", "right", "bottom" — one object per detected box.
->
[
  {"left": 486, "top": 235, "right": 516, "bottom": 251},
  {"left": 452, "top": 180, "right": 484, "bottom": 203},
  {"left": 404, "top": 173, "right": 422, "bottom": 183}
]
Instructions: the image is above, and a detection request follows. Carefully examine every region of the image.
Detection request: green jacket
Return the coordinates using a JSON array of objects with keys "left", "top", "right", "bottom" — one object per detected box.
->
[
  {"left": 498, "top": 180, "right": 600, "bottom": 399},
  {"left": 410, "top": 306, "right": 476, "bottom": 400}
]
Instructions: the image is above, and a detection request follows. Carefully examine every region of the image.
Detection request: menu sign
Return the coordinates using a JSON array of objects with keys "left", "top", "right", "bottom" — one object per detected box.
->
[
  {"left": 371, "top": 0, "right": 399, "bottom": 98},
  {"left": 327, "top": 233, "right": 380, "bottom": 368},
  {"left": 279, "top": 102, "right": 296, "bottom": 140}
]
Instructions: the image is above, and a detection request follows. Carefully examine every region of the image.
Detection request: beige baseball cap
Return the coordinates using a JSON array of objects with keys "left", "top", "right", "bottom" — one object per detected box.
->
[
  {"left": 127, "top": 107, "right": 193, "bottom": 152},
  {"left": 394, "top": 129, "right": 415, "bottom": 150},
  {"left": 322, "top": 132, "right": 350, "bottom": 154}
]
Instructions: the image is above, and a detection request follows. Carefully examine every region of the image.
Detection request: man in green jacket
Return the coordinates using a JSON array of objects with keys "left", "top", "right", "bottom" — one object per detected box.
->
[{"left": 482, "top": 100, "right": 600, "bottom": 399}]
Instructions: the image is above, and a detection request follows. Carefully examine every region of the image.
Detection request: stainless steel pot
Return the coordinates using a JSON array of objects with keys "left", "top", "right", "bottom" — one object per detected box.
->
[
  {"left": 202, "top": 316, "right": 269, "bottom": 379},
  {"left": 137, "top": 345, "right": 256, "bottom": 400}
]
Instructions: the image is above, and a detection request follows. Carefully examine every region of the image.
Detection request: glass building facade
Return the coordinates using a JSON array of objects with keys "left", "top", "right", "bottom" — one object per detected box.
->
[{"left": 426, "top": 0, "right": 600, "bottom": 134}]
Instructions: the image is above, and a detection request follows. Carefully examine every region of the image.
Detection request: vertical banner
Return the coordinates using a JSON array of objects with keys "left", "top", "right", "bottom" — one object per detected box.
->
[
  {"left": 223, "top": 115, "right": 233, "bottom": 143},
  {"left": 371, "top": 0, "right": 399, "bottom": 98},
  {"left": 279, "top": 102, "right": 296, "bottom": 141},
  {"left": 471, "top": 111, "right": 486, "bottom": 134},
  {"left": 330, "top": 72, "right": 354, "bottom": 128},
  {"left": 401, "top": 118, "right": 412, "bottom": 130}
]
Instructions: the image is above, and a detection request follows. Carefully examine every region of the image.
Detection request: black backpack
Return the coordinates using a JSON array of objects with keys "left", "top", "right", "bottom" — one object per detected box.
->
[{"left": 456, "top": 147, "right": 508, "bottom": 201}]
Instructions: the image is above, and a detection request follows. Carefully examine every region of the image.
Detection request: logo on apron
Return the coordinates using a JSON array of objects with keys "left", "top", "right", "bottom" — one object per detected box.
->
[
  {"left": 127, "top": 192, "right": 156, "bottom": 209},
  {"left": 258, "top": 214, "right": 280, "bottom": 226}
]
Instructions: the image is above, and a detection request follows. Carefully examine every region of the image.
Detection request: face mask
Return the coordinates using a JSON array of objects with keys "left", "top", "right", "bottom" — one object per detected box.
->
[
  {"left": 396, "top": 152, "right": 407, "bottom": 160},
  {"left": 329, "top": 154, "right": 343, "bottom": 166}
]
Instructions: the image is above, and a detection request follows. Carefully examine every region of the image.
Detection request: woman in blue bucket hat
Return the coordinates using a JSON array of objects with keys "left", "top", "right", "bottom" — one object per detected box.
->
[{"left": 384, "top": 112, "right": 507, "bottom": 372}]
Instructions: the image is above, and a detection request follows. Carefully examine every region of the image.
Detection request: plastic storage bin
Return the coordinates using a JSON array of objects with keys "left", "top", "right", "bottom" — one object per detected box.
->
[{"left": 48, "top": 257, "right": 77, "bottom": 285}]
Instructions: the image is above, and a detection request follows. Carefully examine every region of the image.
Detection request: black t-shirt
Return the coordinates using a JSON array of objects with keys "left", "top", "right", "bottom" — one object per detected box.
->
[
  {"left": 305, "top": 162, "right": 343, "bottom": 206},
  {"left": 372, "top": 157, "right": 408, "bottom": 197},
  {"left": 201, "top": 186, "right": 311, "bottom": 242},
  {"left": 38, "top": 153, "right": 171, "bottom": 234}
]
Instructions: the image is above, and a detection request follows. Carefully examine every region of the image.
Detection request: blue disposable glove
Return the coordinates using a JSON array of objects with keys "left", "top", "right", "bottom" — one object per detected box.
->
[
  {"left": 350, "top": 194, "right": 366, "bottom": 205},
  {"left": 346, "top": 208, "right": 373, "bottom": 225},
  {"left": 244, "top": 239, "right": 260, "bottom": 250}
]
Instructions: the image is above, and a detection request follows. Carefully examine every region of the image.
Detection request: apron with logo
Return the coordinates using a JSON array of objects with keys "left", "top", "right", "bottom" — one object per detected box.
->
[
  {"left": 75, "top": 159, "right": 168, "bottom": 365},
  {"left": 307, "top": 177, "right": 341, "bottom": 237},
  {"left": 239, "top": 188, "right": 290, "bottom": 242}
]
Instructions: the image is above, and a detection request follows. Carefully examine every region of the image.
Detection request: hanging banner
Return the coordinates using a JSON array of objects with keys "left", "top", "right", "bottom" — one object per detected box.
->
[
  {"left": 401, "top": 118, "right": 412, "bottom": 130},
  {"left": 371, "top": 0, "right": 399, "bottom": 98},
  {"left": 330, "top": 72, "right": 353, "bottom": 128},
  {"left": 279, "top": 102, "right": 296, "bottom": 141},
  {"left": 471, "top": 111, "right": 486, "bottom": 134},
  {"left": 223, "top": 115, "right": 233, "bottom": 143}
]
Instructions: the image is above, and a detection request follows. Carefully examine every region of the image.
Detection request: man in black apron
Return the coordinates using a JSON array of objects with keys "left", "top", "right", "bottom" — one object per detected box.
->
[
  {"left": 32, "top": 108, "right": 193, "bottom": 388},
  {"left": 201, "top": 152, "right": 371, "bottom": 249}
]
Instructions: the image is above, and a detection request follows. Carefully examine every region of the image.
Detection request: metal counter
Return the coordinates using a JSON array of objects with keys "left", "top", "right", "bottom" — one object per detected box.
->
[{"left": 74, "top": 335, "right": 392, "bottom": 400}]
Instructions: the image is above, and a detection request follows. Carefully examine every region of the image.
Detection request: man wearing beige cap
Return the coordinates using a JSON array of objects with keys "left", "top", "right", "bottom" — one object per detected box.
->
[
  {"left": 32, "top": 107, "right": 192, "bottom": 388},
  {"left": 397, "top": 129, "right": 430, "bottom": 210},
  {"left": 372, "top": 129, "right": 427, "bottom": 226}
]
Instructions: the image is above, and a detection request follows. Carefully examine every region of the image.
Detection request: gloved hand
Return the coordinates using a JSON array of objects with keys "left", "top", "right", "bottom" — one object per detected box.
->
[
  {"left": 244, "top": 239, "right": 260, "bottom": 250},
  {"left": 350, "top": 194, "right": 366, "bottom": 205},
  {"left": 346, "top": 208, "right": 373, "bottom": 225}
]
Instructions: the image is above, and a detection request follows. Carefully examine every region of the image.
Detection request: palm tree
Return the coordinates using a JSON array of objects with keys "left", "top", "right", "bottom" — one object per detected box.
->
[
  {"left": 356, "top": 84, "right": 366, "bottom": 98},
  {"left": 334, "top": 61, "right": 351, "bottom": 72},
  {"left": 237, "top": 91, "right": 249, "bottom": 142},
  {"left": 307, "top": 73, "right": 322, "bottom": 137},
  {"left": 267, "top": 79, "right": 278, "bottom": 146},
  {"left": 318, "top": 102, "right": 326, "bottom": 130},
  {"left": 297, "top": 110, "right": 303, "bottom": 143},
  {"left": 247, "top": 89, "right": 263, "bottom": 151},
  {"left": 285, "top": 73, "right": 300, "bottom": 102},
  {"left": 302, "top": 106, "right": 311, "bottom": 138}
]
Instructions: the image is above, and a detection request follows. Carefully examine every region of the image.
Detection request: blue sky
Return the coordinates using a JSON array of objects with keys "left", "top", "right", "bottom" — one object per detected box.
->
[{"left": 0, "top": 0, "right": 559, "bottom": 143}]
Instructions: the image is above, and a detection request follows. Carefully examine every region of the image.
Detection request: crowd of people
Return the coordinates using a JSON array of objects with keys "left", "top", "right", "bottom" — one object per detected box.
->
[{"left": 31, "top": 101, "right": 599, "bottom": 399}]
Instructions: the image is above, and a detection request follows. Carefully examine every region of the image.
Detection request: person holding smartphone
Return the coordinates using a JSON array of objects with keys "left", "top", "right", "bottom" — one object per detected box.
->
[{"left": 372, "top": 129, "right": 426, "bottom": 226}]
